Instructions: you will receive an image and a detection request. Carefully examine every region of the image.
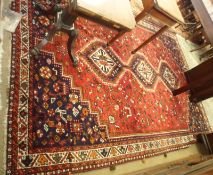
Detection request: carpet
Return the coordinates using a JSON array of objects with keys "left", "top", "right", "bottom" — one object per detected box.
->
[{"left": 7, "top": 0, "right": 210, "bottom": 174}]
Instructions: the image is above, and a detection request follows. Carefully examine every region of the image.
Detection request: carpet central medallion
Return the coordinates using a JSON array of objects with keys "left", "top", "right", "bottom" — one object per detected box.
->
[
  {"left": 160, "top": 62, "right": 178, "bottom": 90},
  {"left": 131, "top": 54, "right": 157, "bottom": 88},
  {"left": 90, "top": 47, "right": 116, "bottom": 75},
  {"left": 81, "top": 41, "right": 124, "bottom": 83}
]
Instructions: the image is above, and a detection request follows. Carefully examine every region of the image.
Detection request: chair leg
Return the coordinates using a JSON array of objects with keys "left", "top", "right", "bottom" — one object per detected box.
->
[
  {"left": 107, "top": 30, "right": 127, "bottom": 46},
  {"left": 131, "top": 25, "right": 168, "bottom": 54},
  {"left": 172, "top": 84, "right": 189, "bottom": 96}
]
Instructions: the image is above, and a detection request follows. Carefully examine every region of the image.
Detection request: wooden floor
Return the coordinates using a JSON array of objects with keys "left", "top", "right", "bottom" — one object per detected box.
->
[{"left": 122, "top": 155, "right": 213, "bottom": 175}]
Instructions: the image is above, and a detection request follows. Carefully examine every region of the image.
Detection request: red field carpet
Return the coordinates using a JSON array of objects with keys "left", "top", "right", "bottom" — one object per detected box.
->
[{"left": 7, "top": 0, "right": 210, "bottom": 174}]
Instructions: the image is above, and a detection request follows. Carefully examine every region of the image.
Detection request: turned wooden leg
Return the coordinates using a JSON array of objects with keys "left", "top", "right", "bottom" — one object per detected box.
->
[
  {"left": 131, "top": 25, "right": 168, "bottom": 54},
  {"left": 67, "top": 29, "right": 78, "bottom": 67},
  {"left": 107, "top": 30, "right": 127, "bottom": 46}
]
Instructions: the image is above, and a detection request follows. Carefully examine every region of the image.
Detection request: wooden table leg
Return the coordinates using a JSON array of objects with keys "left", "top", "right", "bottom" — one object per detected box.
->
[
  {"left": 131, "top": 25, "right": 168, "bottom": 54},
  {"left": 172, "top": 84, "right": 190, "bottom": 96},
  {"left": 107, "top": 30, "right": 127, "bottom": 46}
]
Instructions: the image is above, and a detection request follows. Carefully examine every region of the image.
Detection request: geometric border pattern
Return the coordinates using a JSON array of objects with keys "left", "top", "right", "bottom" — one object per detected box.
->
[
  {"left": 18, "top": 135, "right": 195, "bottom": 170},
  {"left": 6, "top": 0, "right": 210, "bottom": 174}
]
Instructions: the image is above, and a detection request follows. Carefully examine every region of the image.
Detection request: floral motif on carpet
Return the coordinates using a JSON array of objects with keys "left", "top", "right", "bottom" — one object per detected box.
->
[{"left": 7, "top": 0, "right": 210, "bottom": 174}]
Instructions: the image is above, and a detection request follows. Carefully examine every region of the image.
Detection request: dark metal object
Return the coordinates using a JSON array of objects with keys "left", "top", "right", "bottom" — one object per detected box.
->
[{"left": 31, "top": 0, "right": 78, "bottom": 67}]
